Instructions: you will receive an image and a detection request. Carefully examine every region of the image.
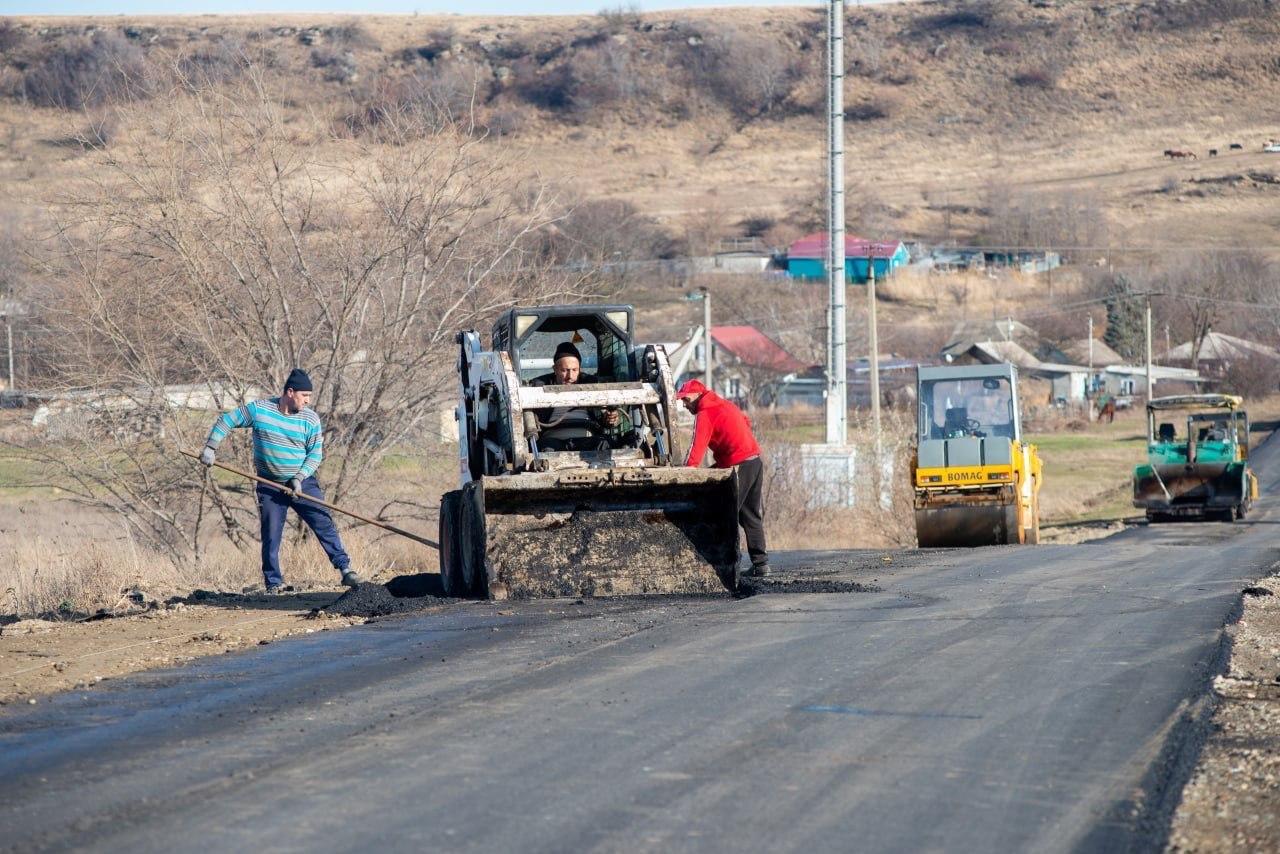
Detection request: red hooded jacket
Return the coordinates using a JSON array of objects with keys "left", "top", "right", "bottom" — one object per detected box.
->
[{"left": 684, "top": 391, "right": 761, "bottom": 468}]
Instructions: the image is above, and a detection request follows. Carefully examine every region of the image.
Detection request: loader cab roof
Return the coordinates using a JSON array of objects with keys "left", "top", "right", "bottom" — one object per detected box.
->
[{"left": 493, "top": 305, "right": 635, "bottom": 383}]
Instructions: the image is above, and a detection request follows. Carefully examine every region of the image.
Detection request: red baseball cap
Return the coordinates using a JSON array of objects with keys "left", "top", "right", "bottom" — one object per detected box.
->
[{"left": 676, "top": 379, "right": 708, "bottom": 399}]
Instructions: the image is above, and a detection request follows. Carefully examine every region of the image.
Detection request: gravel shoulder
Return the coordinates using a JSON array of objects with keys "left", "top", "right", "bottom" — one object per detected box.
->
[{"left": 1168, "top": 570, "right": 1280, "bottom": 851}]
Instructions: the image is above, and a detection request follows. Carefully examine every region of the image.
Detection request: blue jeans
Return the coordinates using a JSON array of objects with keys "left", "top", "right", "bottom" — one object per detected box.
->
[{"left": 256, "top": 476, "right": 350, "bottom": 587}]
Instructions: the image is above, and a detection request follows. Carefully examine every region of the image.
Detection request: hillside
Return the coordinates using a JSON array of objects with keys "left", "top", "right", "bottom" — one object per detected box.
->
[{"left": 3, "top": 0, "right": 1280, "bottom": 252}]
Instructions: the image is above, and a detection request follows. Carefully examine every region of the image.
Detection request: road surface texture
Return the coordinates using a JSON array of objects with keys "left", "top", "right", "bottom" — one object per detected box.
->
[{"left": 3, "top": 441, "right": 1278, "bottom": 853}]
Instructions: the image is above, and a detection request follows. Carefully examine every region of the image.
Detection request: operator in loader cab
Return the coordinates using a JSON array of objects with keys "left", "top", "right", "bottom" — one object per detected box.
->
[
  {"left": 198, "top": 368, "right": 363, "bottom": 595},
  {"left": 676, "top": 379, "right": 770, "bottom": 578},
  {"left": 530, "top": 341, "right": 636, "bottom": 451}
]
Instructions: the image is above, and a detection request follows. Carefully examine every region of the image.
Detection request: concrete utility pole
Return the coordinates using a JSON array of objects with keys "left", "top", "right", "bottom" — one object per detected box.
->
[
  {"left": 4, "top": 319, "right": 13, "bottom": 393},
  {"left": 1145, "top": 294, "right": 1154, "bottom": 400},
  {"left": 867, "top": 257, "right": 882, "bottom": 460},
  {"left": 1087, "top": 315, "right": 1094, "bottom": 369},
  {"left": 824, "top": 0, "right": 847, "bottom": 446},
  {"left": 699, "top": 286, "right": 712, "bottom": 391}
]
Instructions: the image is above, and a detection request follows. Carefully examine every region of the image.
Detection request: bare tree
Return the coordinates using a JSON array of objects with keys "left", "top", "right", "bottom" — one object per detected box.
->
[
  {"left": 1158, "top": 251, "right": 1272, "bottom": 368},
  {"left": 17, "top": 69, "right": 590, "bottom": 566}
]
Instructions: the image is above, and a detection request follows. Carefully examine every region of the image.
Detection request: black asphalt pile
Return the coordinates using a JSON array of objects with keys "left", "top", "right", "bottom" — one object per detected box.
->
[
  {"left": 738, "top": 577, "right": 882, "bottom": 597},
  {"left": 318, "top": 576, "right": 455, "bottom": 619}
]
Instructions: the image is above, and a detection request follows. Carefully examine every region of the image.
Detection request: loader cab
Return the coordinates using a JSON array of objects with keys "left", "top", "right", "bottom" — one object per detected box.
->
[{"left": 492, "top": 306, "right": 636, "bottom": 384}]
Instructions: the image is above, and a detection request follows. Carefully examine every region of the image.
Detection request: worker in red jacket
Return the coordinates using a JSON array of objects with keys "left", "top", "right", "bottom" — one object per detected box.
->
[{"left": 676, "top": 379, "right": 770, "bottom": 577}]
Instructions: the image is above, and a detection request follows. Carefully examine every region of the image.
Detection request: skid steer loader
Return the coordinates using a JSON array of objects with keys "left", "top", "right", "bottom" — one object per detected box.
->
[
  {"left": 911, "top": 363, "right": 1042, "bottom": 547},
  {"left": 438, "top": 304, "right": 741, "bottom": 599}
]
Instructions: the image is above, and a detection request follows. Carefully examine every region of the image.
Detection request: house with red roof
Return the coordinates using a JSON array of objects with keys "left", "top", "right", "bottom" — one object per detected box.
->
[
  {"left": 670, "top": 325, "right": 811, "bottom": 406},
  {"left": 785, "top": 233, "right": 910, "bottom": 283}
]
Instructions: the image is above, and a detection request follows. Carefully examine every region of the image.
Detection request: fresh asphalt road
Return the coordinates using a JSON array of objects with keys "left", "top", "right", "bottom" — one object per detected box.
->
[{"left": 4, "top": 443, "right": 1279, "bottom": 853}]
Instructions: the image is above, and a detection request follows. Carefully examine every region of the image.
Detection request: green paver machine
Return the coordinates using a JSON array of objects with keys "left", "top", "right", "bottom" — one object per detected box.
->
[{"left": 1132, "top": 394, "right": 1258, "bottom": 522}]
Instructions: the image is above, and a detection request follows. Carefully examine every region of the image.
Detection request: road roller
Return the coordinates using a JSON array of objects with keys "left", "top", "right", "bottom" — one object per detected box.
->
[
  {"left": 1133, "top": 394, "right": 1257, "bottom": 522},
  {"left": 912, "top": 363, "right": 1042, "bottom": 547}
]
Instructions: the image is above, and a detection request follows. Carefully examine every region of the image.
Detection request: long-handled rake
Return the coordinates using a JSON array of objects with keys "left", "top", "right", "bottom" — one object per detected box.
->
[{"left": 180, "top": 449, "right": 439, "bottom": 550}]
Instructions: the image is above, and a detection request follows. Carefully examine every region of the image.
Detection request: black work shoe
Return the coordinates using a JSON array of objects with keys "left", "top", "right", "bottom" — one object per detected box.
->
[
  {"left": 746, "top": 564, "right": 772, "bottom": 578},
  {"left": 340, "top": 570, "right": 364, "bottom": 588}
]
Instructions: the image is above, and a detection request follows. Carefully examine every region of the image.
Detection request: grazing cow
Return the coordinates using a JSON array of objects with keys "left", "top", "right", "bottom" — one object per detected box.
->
[
  {"left": 1230, "top": 142, "right": 1244, "bottom": 150},
  {"left": 1163, "top": 149, "right": 1175, "bottom": 157},
  {"left": 1209, "top": 148, "right": 1218, "bottom": 156},
  {"left": 1165, "top": 149, "right": 1197, "bottom": 159}
]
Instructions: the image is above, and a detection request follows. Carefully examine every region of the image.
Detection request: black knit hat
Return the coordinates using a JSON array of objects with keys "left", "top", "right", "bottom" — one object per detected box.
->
[
  {"left": 553, "top": 341, "right": 582, "bottom": 363},
  {"left": 283, "top": 368, "right": 313, "bottom": 392}
]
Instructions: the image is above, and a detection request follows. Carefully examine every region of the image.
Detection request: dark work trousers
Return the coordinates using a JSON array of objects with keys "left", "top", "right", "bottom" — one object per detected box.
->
[
  {"left": 735, "top": 456, "right": 768, "bottom": 568},
  {"left": 256, "top": 476, "right": 350, "bottom": 587}
]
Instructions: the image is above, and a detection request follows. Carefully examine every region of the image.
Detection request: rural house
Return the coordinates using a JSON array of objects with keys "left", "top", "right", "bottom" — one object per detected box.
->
[{"left": 785, "top": 234, "right": 910, "bottom": 283}]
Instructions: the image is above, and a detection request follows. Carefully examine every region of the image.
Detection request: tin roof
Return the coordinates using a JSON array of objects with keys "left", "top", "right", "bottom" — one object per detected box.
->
[
  {"left": 711, "top": 326, "right": 808, "bottom": 373},
  {"left": 787, "top": 233, "right": 904, "bottom": 260}
]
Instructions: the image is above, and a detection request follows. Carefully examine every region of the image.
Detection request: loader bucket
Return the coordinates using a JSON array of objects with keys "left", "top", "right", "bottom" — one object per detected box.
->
[
  {"left": 461, "top": 468, "right": 741, "bottom": 599},
  {"left": 1133, "top": 462, "right": 1245, "bottom": 514}
]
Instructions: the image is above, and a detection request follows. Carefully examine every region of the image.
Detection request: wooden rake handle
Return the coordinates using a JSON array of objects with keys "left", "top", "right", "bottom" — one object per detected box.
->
[{"left": 181, "top": 449, "right": 439, "bottom": 550}]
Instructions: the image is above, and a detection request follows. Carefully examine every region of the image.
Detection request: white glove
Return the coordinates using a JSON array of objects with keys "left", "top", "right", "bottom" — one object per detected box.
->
[
  {"left": 199, "top": 445, "right": 216, "bottom": 466},
  {"left": 288, "top": 476, "right": 303, "bottom": 496}
]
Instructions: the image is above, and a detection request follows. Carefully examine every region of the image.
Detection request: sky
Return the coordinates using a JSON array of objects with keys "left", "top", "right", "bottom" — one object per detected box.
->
[{"left": 4, "top": 0, "right": 903, "bottom": 18}]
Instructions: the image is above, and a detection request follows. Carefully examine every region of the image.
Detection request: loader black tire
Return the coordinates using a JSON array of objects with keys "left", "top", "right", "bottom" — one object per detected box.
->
[
  {"left": 438, "top": 490, "right": 467, "bottom": 596},
  {"left": 459, "top": 481, "right": 488, "bottom": 598}
]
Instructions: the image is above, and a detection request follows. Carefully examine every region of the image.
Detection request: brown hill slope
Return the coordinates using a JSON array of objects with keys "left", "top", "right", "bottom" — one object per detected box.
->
[{"left": 2, "top": 0, "right": 1279, "bottom": 253}]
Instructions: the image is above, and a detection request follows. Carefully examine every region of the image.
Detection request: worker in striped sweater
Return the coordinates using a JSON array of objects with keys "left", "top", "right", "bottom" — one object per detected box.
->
[{"left": 200, "top": 369, "right": 362, "bottom": 594}]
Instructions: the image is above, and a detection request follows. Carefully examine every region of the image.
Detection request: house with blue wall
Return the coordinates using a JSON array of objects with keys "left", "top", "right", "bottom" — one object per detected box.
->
[{"left": 785, "top": 234, "right": 910, "bottom": 283}]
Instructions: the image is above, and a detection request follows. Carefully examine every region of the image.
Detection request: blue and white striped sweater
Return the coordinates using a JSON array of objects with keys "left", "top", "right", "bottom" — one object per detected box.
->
[{"left": 206, "top": 398, "right": 324, "bottom": 483}]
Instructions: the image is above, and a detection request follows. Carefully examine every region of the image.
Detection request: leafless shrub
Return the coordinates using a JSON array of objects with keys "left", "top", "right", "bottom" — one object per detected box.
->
[
  {"left": 596, "top": 3, "right": 642, "bottom": 34},
  {"left": 914, "top": 0, "right": 1009, "bottom": 33},
  {"left": 568, "top": 42, "right": 652, "bottom": 110},
  {"left": 846, "top": 94, "right": 897, "bottom": 122},
  {"left": 78, "top": 112, "right": 116, "bottom": 149},
  {"left": 514, "top": 61, "right": 576, "bottom": 112},
  {"left": 0, "top": 20, "right": 26, "bottom": 54},
  {"left": 311, "top": 47, "right": 358, "bottom": 83},
  {"left": 981, "top": 184, "right": 1109, "bottom": 262},
  {"left": 1219, "top": 353, "right": 1279, "bottom": 399},
  {"left": 484, "top": 104, "right": 526, "bottom": 137},
  {"left": 175, "top": 39, "right": 252, "bottom": 89},
  {"left": 343, "top": 62, "right": 491, "bottom": 134},
  {"left": 1156, "top": 251, "right": 1273, "bottom": 369},
  {"left": 739, "top": 214, "right": 775, "bottom": 238},
  {"left": 326, "top": 21, "right": 381, "bottom": 51},
  {"left": 689, "top": 26, "right": 803, "bottom": 119},
  {"left": 18, "top": 74, "right": 591, "bottom": 566},
  {"left": 542, "top": 197, "right": 680, "bottom": 285},
  {"left": 1160, "top": 174, "right": 1180, "bottom": 194},
  {"left": 404, "top": 27, "right": 456, "bottom": 63},
  {"left": 1012, "top": 64, "right": 1058, "bottom": 89},
  {"left": 20, "top": 32, "right": 153, "bottom": 110}
]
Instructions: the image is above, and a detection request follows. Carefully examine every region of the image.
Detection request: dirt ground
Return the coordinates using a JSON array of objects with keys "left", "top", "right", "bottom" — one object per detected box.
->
[
  {"left": 1167, "top": 571, "right": 1280, "bottom": 852},
  {"left": 0, "top": 585, "right": 368, "bottom": 707}
]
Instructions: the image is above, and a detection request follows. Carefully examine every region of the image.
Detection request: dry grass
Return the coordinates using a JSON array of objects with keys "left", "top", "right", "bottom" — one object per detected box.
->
[{"left": 0, "top": 518, "right": 434, "bottom": 620}]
